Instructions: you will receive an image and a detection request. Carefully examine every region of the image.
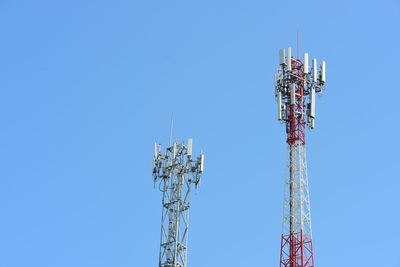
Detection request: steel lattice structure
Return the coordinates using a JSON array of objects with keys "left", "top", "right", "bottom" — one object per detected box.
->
[
  {"left": 152, "top": 139, "right": 204, "bottom": 267},
  {"left": 275, "top": 47, "right": 326, "bottom": 267}
]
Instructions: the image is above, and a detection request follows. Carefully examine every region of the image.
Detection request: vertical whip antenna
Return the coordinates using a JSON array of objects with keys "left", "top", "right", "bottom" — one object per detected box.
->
[
  {"left": 169, "top": 116, "right": 174, "bottom": 146},
  {"left": 297, "top": 31, "right": 300, "bottom": 59}
]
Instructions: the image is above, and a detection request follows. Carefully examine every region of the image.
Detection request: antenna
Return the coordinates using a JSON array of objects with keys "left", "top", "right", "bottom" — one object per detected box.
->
[
  {"left": 279, "top": 49, "right": 286, "bottom": 65},
  {"left": 321, "top": 60, "right": 326, "bottom": 83},
  {"left": 169, "top": 116, "right": 174, "bottom": 146},
  {"left": 287, "top": 47, "right": 292, "bottom": 71},
  {"left": 187, "top": 138, "right": 193, "bottom": 158},
  {"left": 297, "top": 31, "right": 300, "bottom": 59},
  {"left": 290, "top": 83, "right": 296, "bottom": 104},
  {"left": 277, "top": 90, "right": 282, "bottom": 120},
  {"left": 313, "top": 58, "right": 318, "bottom": 83},
  {"left": 304, "top": 53, "right": 309, "bottom": 74}
]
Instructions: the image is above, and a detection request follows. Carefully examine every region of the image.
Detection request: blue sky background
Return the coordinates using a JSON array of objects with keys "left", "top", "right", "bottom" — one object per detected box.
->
[{"left": 0, "top": 0, "right": 399, "bottom": 266}]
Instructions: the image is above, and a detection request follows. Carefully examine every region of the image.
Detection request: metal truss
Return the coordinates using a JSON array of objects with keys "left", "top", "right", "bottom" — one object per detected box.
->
[{"left": 280, "top": 144, "right": 314, "bottom": 267}]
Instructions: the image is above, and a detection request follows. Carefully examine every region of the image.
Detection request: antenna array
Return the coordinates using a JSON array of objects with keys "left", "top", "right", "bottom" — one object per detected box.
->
[{"left": 275, "top": 48, "right": 326, "bottom": 131}]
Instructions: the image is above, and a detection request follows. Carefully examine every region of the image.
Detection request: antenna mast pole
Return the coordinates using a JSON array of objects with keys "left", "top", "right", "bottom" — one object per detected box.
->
[
  {"left": 152, "top": 138, "right": 204, "bottom": 267},
  {"left": 297, "top": 31, "right": 300, "bottom": 59},
  {"left": 274, "top": 45, "right": 326, "bottom": 267}
]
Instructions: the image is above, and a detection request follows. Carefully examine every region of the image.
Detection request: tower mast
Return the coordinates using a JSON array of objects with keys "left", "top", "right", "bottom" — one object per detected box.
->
[
  {"left": 152, "top": 138, "right": 204, "bottom": 267},
  {"left": 275, "top": 46, "right": 326, "bottom": 267}
]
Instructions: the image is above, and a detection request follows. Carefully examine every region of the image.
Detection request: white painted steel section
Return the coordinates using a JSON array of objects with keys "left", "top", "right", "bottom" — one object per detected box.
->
[{"left": 282, "top": 145, "right": 313, "bottom": 237}]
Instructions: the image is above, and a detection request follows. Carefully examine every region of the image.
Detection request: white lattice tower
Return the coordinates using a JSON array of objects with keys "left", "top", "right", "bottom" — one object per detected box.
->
[{"left": 152, "top": 139, "right": 204, "bottom": 267}]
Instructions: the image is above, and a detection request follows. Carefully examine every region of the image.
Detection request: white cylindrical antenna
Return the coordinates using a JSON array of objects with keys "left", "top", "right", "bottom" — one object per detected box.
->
[
  {"left": 187, "top": 138, "right": 193, "bottom": 158},
  {"left": 303, "top": 53, "right": 309, "bottom": 74},
  {"left": 290, "top": 83, "right": 296, "bottom": 104},
  {"left": 312, "top": 58, "right": 317, "bottom": 83},
  {"left": 310, "top": 118, "right": 315, "bottom": 129},
  {"left": 310, "top": 88, "right": 316, "bottom": 118},
  {"left": 321, "top": 60, "right": 326, "bottom": 83},
  {"left": 279, "top": 49, "right": 286, "bottom": 65},
  {"left": 277, "top": 91, "right": 282, "bottom": 120},
  {"left": 173, "top": 142, "right": 176, "bottom": 159},
  {"left": 153, "top": 142, "right": 157, "bottom": 169},
  {"left": 287, "top": 47, "right": 292, "bottom": 71},
  {"left": 200, "top": 154, "right": 204, "bottom": 173},
  {"left": 154, "top": 142, "right": 158, "bottom": 157}
]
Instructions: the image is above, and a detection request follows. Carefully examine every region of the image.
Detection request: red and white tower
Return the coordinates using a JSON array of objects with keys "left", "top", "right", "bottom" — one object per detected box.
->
[{"left": 274, "top": 47, "right": 326, "bottom": 267}]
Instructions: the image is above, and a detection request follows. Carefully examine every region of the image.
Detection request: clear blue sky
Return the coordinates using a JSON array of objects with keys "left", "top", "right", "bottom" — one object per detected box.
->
[{"left": 0, "top": 0, "right": 399, "bottom": 266}]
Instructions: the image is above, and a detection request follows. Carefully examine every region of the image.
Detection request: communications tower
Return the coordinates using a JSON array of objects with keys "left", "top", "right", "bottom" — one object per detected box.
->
[
  {"left": 274, "top": 47, "right": 326, "bottom": 267},
  {"left": 152, "top": 138, "right": 204, "bottom": 267}
]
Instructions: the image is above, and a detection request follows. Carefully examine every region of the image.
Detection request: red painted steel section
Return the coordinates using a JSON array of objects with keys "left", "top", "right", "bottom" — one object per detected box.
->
[
  {"left": 280, "top": 230, "right": 314, "bottom": 267},
  {"left": 285, "top": 58, "right": 306, "bottom": 146}
]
